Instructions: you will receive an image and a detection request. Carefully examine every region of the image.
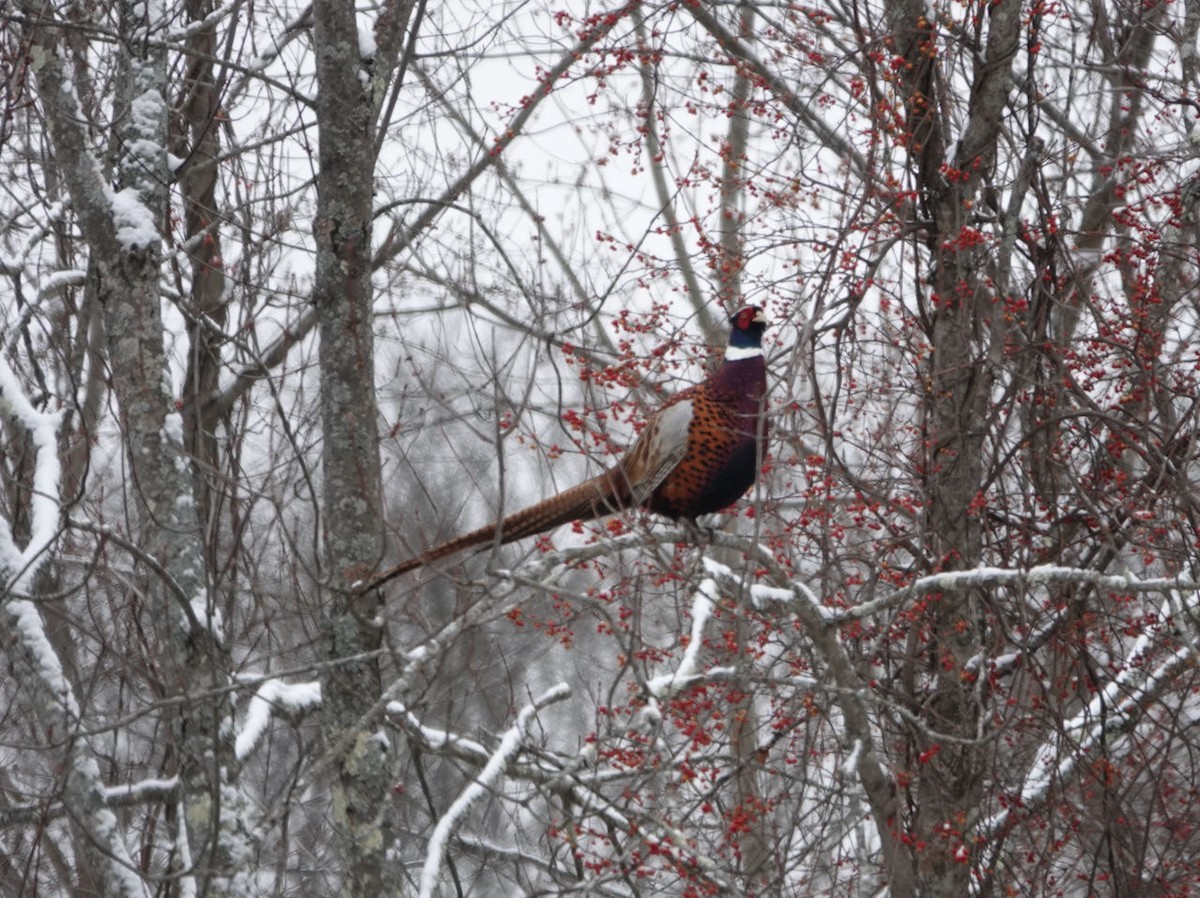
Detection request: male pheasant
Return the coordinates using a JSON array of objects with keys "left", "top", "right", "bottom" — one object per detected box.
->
[{"left": 358, "top": 306, "right": 770, "bottom": 592}]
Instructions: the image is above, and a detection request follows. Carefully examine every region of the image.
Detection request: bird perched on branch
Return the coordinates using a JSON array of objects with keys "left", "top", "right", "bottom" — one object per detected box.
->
[{"left": 357, "top": 306, "right": 770, "bottom": 592}]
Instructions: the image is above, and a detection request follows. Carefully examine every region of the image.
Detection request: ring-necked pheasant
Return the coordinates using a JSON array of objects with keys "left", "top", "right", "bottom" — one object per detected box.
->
[{"left": 357, "top": 305, "right": 770, "bottom": 592}]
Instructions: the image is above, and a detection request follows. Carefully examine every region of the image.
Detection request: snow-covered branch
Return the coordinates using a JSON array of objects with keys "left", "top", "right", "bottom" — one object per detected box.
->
[
  {"left": 416, "top": 683, "right": 571, "bottom": 898},
  {"left": 0, "top": 353, "right": 75, "bottom": 718},
  {"left": 647, "top": 575, "right": 720, "bottom": 699},
  {"left": 839, "top": 564, "right": 1200, "bottom": 623},
  {"left": 0, "top": 777, "right": 180, "bottom": 828},
  {"left": 704, "top": 539, "right": 910, "bottom": 880},
  {"left": 0, "top": 353, "right": 64, "bottom": 594},
  {"left": 392, "top": 693, "right": 734, "bottom": 891},
  {"left": 235, "top": 679, "right": 322, "bottom": 761},
  {"left": 978, "top": 587, "right": 1200, "bottom": 840},
  {"left": 736, "top": 551, "right": 1200, "bottom": 627},
  {"left": 0, "top": 359, "right": 148, "bottom": 897}
]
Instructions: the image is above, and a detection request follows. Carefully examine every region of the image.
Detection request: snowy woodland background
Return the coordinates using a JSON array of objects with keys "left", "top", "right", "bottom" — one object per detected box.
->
[{"left": 4, "top": 0, "right": 1200, "bottom": 895}]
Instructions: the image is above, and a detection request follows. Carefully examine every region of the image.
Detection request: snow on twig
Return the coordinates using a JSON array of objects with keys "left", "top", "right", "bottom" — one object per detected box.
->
[
  {"left": 416, "top": 683, "right": 570, "bottom": 898},
  {"left": 0, "top": 353, "right": 76, "bottom": 718},
  {"left": 0, "top": 353, "right": 64, "bottom": 592},
  {"left": 167, "top": 0, "right": 235, "bottom": 40},
  {"left": 840, "top": 563, "right": 1200, "bottom": 622},
  {"left": 0, "top": 777, "right": 180, "bottom": 827},
  {"left": 701, "top": 550, "right": 833, "bottom": 623},
  {"left": 978, "top": 588, "right": 1198, "bottom": 839},
  {"left": 234, "top": 679, "right": 321, "bottom": 761},
  {"left": 0, "top": 346, "right": 152, "bottom": 898},
  {"left": 2, "top": 257, "right": 83, "bottom": 357},
  {"left": 388, "top": 703, "right": 489, "bottom": 757},
  {"left": 647, "top": 577, "right": 718, "bottom": 698},
  {"left": 304, "top": 572, "right": 536, "bottom": 789},
  {"left": 728, "top": 552, "right": 1200, "bottom": 627},
  {"left": 393, "top": 695, "right": 736, "bottom": 888}
]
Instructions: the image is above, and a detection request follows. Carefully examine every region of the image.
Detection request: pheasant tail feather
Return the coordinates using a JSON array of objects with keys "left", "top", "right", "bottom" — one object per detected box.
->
[{"left": 356, "top": 469, "right": 634, "bottom": 592}]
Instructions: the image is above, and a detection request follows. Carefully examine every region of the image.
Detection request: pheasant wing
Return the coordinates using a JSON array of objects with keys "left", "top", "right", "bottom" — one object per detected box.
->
[{"left": 615, "top": 396, "right": 694, "bottom": 506}]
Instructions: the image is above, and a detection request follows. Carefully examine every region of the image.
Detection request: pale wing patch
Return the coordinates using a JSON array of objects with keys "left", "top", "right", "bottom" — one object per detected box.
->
[{"left": 619, "top": 399, "right": 693, "bottom": 504}]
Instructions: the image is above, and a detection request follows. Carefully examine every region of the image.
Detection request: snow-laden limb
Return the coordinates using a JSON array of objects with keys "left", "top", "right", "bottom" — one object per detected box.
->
[
  {"left": 977, "top": 588, "right": 1197, "bottom": 840},
  {"left": 2, "top": 261, "right": 85, "bottom": 357},
  {"left": 387, "top": 702, "right": 490, "bottom": 757},
  {"left": 7, "top": 200, "right": 67, "bottom": 268},
  {"left": 977, "top": 639, "right": 1195, "bottom": 843},
  {"left": 306, "top": 548, "right": 576, "bottom": 787},
  {"left": 0, "top": 776, "right": 181, "bottom": 827},
  {"left": 0, "top": 358, "right": 153, "bottom": 896},
  {"left": 67, "top": 756, "right": 153, "bottom": 898},
  {"left": 105, "top": 776, "right": 181, "bottom": 805},
  {"left": 235, "top": 679, "right": 322, "bottom": 760},
  {"left": 704, "top": 536, "right": 910, "bottom": 882},
  {"left": 736, "top": 555, "right": 1200, "bottom": 626},
  {"left": 4, "top": 599, "right": 80, "bottom": 721},
  {"left": 106, "top": 185, "right": 161, "bottom": 249},
  {"left": 36, "top": 267, "right": 87, "bottom": 301},
  {"left": 699, "top": 554, "right": 735, "bottom": 581},
  {"left": 0, "top": 354, "right": 74, "bottom": 715},
  {"left": 416, "top": 683, "right": 571, "bottom": 898},
  {"left": 305, "top": 570, "right": 541, "bottom": 788},
  {"left": 0, "top": 353, "right": 64, "bottom": 592},
  {"left": 749, "top": 582, "right": 796, "bottom": 607},
  {"left": 357, "top": 16, "right": 377, "bottom": 60},
  {"left": 3, "top": 620, "right": 159, "bottom": 898},
  {"left": 841, "top": 739, "right": 863, "bottom": 778},
  {"left": 1166, "top": 588, "right": 1200, "bottom": 661},
  {"left": 393, "top": 695, "right": 735, "bottom": 890},
  {"left": 839, "top": 563, "right": 1200, "bottom": 622},
  {"left": 205, "top": 307, "right": 319, "bottom": 422},
  {"left": 648, "top": 577, "right": 718, "bottom": 698},
  {"left": 175, "top": 800, "right": 197, "bottom": 898},
  {"left": 3, "top": 598, "right": 145, "bottom": 893},
  {"left": 701, "top": 548, "right": 834, "bottom": 621},
  {"left": 211, "top": 778, "right": 259, "bottom": 898},
  {"left": 167, "top": 0, "right": 235, "bottom": 41},
  {"left": 714, "top": 528, "right": 1200, "bottom": 879}
]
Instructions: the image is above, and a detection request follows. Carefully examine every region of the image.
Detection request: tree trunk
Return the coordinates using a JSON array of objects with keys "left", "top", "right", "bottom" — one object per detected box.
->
[
  {"left": 311, "top": 2, "right": 393, "bottom": 894},
  {"left": 884, "top": 0, "right": 1022, "bottom": 891}
]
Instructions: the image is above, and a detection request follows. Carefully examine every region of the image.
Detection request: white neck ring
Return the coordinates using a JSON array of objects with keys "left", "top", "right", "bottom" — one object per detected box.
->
[{"left": 725, "top": 345, "right": 763, "bottom": 361}]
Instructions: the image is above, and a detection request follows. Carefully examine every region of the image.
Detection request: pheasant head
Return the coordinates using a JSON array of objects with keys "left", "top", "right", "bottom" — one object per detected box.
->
[{"left": 726, "top": 305, "right": 770, "bottom": 358}]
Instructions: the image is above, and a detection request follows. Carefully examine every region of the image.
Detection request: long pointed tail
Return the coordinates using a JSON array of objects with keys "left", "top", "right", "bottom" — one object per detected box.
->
[{"left": 354, "top": 469, "right": 632, "bottom": 593}]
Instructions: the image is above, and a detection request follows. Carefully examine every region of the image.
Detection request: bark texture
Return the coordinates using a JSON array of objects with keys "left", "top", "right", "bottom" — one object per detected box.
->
[
  {"left": 21, "top": 0, "right": 247, "bottom": 893},
  {"left": 311, "top": 1, "right": 394, "bottom": 894},
  {"left": 884, "top": 0, "right": 1023, "bottom": 893}
]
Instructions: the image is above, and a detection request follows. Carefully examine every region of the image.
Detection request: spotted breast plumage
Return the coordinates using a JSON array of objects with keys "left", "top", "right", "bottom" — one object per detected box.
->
[{"left": 357, "top": 306, "right": 770, "bottom": 592}]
